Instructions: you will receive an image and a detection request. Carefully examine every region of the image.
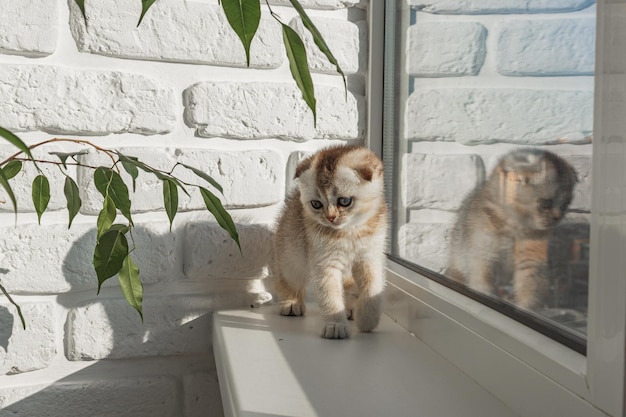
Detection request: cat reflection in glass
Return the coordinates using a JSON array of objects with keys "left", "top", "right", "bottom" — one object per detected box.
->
[
  {"left": 273, "top": 145, "right": 387, "bottom": 339},
  {"left": 447, "top": 149, "right": 577, "bottom": 310}
]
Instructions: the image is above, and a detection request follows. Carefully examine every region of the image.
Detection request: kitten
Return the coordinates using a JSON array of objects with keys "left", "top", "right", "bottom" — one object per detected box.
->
[
  {"left": 446, "top": 148, "right": 577, "bottom": 310},
  {"left": 273, "top": 145, "right": 387, "bottom": 339}
]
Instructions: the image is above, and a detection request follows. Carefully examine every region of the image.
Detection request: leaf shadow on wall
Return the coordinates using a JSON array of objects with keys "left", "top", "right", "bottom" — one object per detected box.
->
[
  {"left": 0, "top": 268, "right": 14, "bottom": 352},
  {"left": 0, "top": 225, "right": 240, "bottom": 417},
  {"left": 0, "top": 309, "right": 13, "bottom": 353}
]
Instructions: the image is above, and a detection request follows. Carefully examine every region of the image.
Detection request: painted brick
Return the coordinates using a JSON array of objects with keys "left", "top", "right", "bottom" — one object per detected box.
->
[
  {"left": 404, "top": 153, "right": 485, "bottom": 210},
  {"left": 290, "top": 17, "right": 365, "bottom": 75},
  {"left": 66, "top": 292, "right": 258, "bottom": 360},
  {"left": 0, "top": 145, "right": 68, "bottom": 213},
  {"left": 408, "top": 0, "right": 595, "bottom": 14},
  {"left": 407, "top": 22, "right": 486, "bottom": 77},
  {"left": 0, "top": 302, "right": 55, "bottom": 375},
  {"left": 269, "top": 0, "right": 360, "bottom": 8},
  {"left": 399, "top": 222, "right": 452, "bottom": 274},
  {"left": 564, "top": 154, "right": 592, "bottom": 212},
  {"left": 183, "top": 221, "right": 273, "bottom": 280},
  {"left": 405, "top": 89, "right": 593, "bottom": 145},
  {"left": 176, "top": 148, "right": 284, "bottom": 208},
  {"left": 184, "top": 371, "right": 224, "bottom": 417},
  {"left": 0, "top": 221, "right": 179, "bottom": 293},
  {"left": 0, "top": 376, "right": 179, "bottom": 416},
  {"left": 0, "top": 0, "right": 57, "bottom": 56},
  {"left": 77, "top": 147, "right": 284, "bottom": 213},
  {"left": 184, "top": 82, "right": 364, "bottom": 141},
  {"left": 497, "top": 18, "right": 595, "bottom": 76},
  {"left": 0, "top": 64, "right": 175, "bottom": 134},
  {"left": 70, "top": 0, "right": 283, "bottom": 69}
]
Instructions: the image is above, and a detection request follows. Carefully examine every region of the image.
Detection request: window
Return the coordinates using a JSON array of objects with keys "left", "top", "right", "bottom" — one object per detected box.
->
[
  {"left": 370, "top": 1, "right": 625, "bottom": 416},
  {"left": 384, "top": 0, "right": 594, "bottom": 351}
]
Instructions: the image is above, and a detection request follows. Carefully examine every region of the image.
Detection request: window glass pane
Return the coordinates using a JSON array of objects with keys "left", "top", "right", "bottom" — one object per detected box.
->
[{"left": 385, "top": 1, "right": 594, "bottom": 346}]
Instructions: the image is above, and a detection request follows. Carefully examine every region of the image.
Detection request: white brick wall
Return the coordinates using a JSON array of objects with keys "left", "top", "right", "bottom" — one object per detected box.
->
[
  {"left": 405, "top": 89, "right": 593, "bottom": 144},
  {"left": 0, "top": 0, "right": 366, "bottom": 415},
  {"left": 0, "top": 0, "right": 58, "bottom": 56},
  {"left": 69, "top": 0, "right": 283, "bottom": 68},
  {"left": 408, "top": 0, "right": 594, "bottom": 14},
  {"left": 407, "top": 22, "right": 487, "bottom": 76},
  {"left": 0, "top": 64, "right": 176, "bottom": 134},
  {"left": 399, "top": 2, "right": 595, "bottom": 282},
  {"left": 496, "top": 18, "right": 595, "bottom": 76},
  {"left": 184, "top": 82, "right": 365, "bottom": 141}
]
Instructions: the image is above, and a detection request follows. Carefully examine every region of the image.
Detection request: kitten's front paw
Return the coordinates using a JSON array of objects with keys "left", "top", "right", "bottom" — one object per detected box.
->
[
  {"left": 321, "top": 322, "right": 351, "bottom": 339},
  {"left": 279, "top": 300, "right": 305, "bottom": 316}
]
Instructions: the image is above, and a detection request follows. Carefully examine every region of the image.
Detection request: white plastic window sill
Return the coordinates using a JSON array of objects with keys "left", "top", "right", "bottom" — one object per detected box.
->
[{"left": 212, "top": 304, "right": 518, "bottom": 417}]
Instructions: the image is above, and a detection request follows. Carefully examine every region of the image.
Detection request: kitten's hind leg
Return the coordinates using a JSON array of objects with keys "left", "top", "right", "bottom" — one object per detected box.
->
[
  {"left": 352, "top": 260, "right": 385, "bottom": 333},
  {"left": 275, "top": 273, "right": 306, "bottom": 316}
]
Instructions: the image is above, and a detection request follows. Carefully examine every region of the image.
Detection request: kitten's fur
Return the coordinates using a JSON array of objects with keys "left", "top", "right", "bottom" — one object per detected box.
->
[
  {"left": 446, "top": 149, "right": 577, "bottom": 309},
  {"left": 273, "top": 145, "right": 387, "bottom": 339}
]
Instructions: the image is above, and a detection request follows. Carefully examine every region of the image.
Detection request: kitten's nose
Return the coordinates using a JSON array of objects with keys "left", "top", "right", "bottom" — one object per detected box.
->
[{"left": 327, "top": 215, "right": 336, "bottom": 223}]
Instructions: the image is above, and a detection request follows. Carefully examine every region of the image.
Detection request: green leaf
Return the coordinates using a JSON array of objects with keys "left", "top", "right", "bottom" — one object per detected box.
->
[
  {"left": 179, "top": 163, "right": 223, "bottom": 195},
  {"left": 154, "top": 172, "right": 190, "bottom": 197},
  {"left": 118, "top": 254, "right": 143, "bottom": 321},
  {"left": 32, "top": 175, "right": 50, "bottom": 225},
  {"left": 288, "top": 0, "right": 346, "bottom": 95},
  {"left": 64, "top": 176, "right": 82, "bottom": 229},
  {"left": 221, "top": 0, "right": 261, "bottom": 67},
  {"left": 74, "top": 0, "right": 86, "bottom": 23},
  {"left": 0, "top": 158, "right": 20, "bottom": 217},
  {"left": 49, "top": 150, "right": 88, "bottom": 170},
  {"left": 116, "top": 152, "right": 146, "bottom": 171},
  {"left": 107, "top": 223, "right": 131, "bottom": 234},
  {"left": 0, "top": 167, "right": 17, "bottom": 216},
  {"left": 116, "top": 152, "right": 190, "bottom": 197},
  {"left": 0, "top": 282, "right": 26, "bottom": 330},
  {"left": 2, "top": 161, "right": 22, "bottom": 180},
  {"left": 94, "top": 167, "right": 133, "bottom": 225},
  {"left": 162, "top": 179, "right": 178, "bottom": 231},
  {"left": 138, "top": 0, "right": 159, "bottom": 26},
  {"left": 199, "top": 187, "right": 240, "bottom": 251},
  {"left": 282, "top": 24, "right": 316, "bottom": 126},
  {"left": 0, "top": 127, "right": 38, "bottom": 171},
  {"left": 120, "top": 159, "right": 139, "bottom": 193},
  {"left": 97, "top": 195, "right": 116, "bottom": 239},
  {"left": 93, "top": 227, "right": 129, "bottom": 293}
]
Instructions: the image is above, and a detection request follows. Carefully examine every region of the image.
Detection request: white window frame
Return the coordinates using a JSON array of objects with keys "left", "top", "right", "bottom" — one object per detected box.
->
[{"left": 366, "top": 1, "right": 626, "bottom": 416}]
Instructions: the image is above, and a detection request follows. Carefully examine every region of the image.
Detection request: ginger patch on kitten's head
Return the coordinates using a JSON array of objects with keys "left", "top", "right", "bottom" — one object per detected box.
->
[
  {"left": 494, "top": 148, "right": 577, "bottom": 231},
  {"left": 294, "top": 145, "right": 384, "bottom": 230}
]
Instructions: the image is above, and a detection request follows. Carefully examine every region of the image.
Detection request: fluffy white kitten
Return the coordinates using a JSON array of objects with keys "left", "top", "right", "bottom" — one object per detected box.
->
[{"left": 273, "top": 145, "right": 387, "bottom": 339}]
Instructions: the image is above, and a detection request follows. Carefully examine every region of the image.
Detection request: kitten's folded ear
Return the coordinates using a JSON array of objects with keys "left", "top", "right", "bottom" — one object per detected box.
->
[
  {"left": 294, "top": 156, "right": 313, "bottom": 179},
  {"left": 500, "top": 151, "right": 539, "bottom": 173},
  {"left": 355, "top": 163, "right": 383, "bottom": 182},
  {"left": 356, "top": 166, "right": 374, "bottom": 181}
]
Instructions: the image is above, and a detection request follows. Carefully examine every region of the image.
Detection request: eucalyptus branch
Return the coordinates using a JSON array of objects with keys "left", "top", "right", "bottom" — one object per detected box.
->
[
  {"left": 1, "top": 137, "right": 117, "bottom": 167},
  {"left": 0, "top": 132, "right": 240, "bottom": 326},
  {"left": 10, "top": 158, "right": 101, "bottom": 171},
  {"left": 264, "top": 0, "right": 281, "bottom": 21}
]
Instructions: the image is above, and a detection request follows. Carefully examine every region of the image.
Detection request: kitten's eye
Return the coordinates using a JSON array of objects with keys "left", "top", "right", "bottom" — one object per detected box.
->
[
  {"left": 560, "top": 201, "right": 570, "bottom": 212},
  {"left": 337, "top": 197, "right": 353, "bottom": 207},
  {"left": 539, "top": 199, "right": 554, "bottom": 210},
  {"left": 310, "top": 200, "right": 323, "bottom": 209}
]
